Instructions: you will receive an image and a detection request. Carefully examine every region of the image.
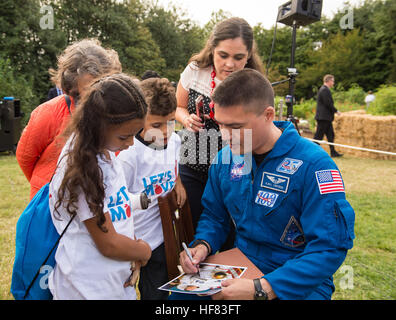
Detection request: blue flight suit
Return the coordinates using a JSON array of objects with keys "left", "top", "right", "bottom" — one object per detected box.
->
[{"left": 193, "top": 121, "right": 355, "bottom": 300}]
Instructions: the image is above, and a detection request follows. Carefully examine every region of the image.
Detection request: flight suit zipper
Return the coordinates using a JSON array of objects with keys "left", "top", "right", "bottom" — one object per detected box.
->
[{"left": 251, "top": 156, "right": 269, "bottom": 184}]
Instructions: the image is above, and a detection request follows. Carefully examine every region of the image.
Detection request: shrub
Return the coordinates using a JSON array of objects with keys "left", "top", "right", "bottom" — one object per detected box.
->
[
  {"left": 369, "top": 86, "right": 396, "bottom": 115},
  {"left": 293, "top": 98, "right": 316, "bottom": 120},
  {"left": 273, "top": 97, "right": 315, "bottom": 118},
  {"left": 0, "top": 57, "right": 39, "bottom": 125},
  {"left": 333, "top": 84, "right": 366, "bottom": 105},
  {"left": 345, "top": 84, "right": 366, "bottom": 105},
  {"left": 273, "top": 96, "right": 316, "bottom": 130},
  {"left": 293, "top": 99, "right": 316, "bottom": 131}
]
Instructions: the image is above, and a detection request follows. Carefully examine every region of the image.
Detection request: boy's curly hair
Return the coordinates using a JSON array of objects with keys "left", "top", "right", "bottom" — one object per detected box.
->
[{"left": 139, "top": 78, "right": 177, "bottom": 116}]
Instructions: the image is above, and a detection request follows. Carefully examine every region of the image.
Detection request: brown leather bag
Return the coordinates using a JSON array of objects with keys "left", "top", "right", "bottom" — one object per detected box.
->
[{"left": 157, "top": 189, "right": 194, "bottom": 280}]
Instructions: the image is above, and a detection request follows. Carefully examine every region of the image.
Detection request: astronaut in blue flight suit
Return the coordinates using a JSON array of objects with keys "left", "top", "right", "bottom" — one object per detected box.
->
[{"left": 179, "top": 69, "right": 355, "bottom": 300}]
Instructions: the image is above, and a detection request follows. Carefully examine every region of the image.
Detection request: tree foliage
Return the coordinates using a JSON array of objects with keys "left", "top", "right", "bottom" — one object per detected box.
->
[
  {"left": 142, "top": 0, "right": 204, "bottom": 79},
  {"left": 56, "top": 0, "right": 165, "bottom": 76},
  {"left": 0, "top": 57, "right": 39, "bottom": 123},
  {"left": 0, "top": 0, "right": 395, "bottom": 111},
  {"left": 255, "top": 0, "right": 396, "bottom": 101}
]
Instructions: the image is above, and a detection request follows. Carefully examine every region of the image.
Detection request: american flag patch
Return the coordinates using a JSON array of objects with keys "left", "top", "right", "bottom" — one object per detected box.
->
[{"left": 315, "top": 170, "right": 345, "bottom": 194}]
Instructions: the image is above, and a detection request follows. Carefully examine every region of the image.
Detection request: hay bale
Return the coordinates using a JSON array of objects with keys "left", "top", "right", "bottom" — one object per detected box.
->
[{"left": 333, "top": 111, "right": 396, "bottom": 160}]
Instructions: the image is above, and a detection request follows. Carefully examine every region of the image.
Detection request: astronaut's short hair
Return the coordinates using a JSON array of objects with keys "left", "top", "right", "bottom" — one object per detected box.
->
[{"left": 212, "top": 68, "right": 274, "bottom": 115}]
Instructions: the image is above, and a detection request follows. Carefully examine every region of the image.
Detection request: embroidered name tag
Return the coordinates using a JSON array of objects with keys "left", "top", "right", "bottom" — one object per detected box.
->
[
  {"left": 260, "top": 172, "right": 290, "bottom": 193},
  {"left": 276, "top": 158, "right": 303, "bottom": 175},
  {"left": 255, "top": 190, "right": 279, "bottom": 207}
]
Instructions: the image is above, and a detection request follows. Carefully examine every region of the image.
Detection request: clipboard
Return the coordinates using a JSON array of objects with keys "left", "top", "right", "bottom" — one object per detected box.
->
[{"left": 205, "top": 247, "right": 264, "bottom": 279}]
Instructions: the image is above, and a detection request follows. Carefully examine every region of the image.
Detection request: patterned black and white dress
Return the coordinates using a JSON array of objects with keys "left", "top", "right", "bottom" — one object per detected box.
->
[{"left": 179, "top": 62, "right": 224, "bottom": 174}]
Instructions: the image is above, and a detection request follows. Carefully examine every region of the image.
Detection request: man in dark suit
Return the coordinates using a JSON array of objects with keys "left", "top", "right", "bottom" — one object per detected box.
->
[
  {"left": 313, "top": 74, "right": 342, "bottom": 157},
  {"left": 47, "top": 86, "right": 63, "bottom": 101}
]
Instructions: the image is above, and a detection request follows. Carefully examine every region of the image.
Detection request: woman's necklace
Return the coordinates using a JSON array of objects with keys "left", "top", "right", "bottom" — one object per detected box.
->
[{"left": 209, "top": 66, "right": 216, "bottom": 121}]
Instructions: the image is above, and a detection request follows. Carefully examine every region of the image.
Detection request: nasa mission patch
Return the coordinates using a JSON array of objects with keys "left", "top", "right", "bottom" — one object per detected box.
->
[{"left": 276, "top": 158, "right": 303, "bottom": 175}]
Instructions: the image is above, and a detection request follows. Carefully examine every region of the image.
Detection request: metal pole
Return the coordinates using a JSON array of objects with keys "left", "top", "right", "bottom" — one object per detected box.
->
[
  {"left": 287, "top": 20, "right": 298, "bottom": 119},
  {"left": 278, "top": 99, "right": 284, "bottom": 121}
]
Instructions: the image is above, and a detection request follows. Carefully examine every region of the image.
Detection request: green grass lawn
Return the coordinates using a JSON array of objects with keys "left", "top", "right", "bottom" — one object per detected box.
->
[
  {"left": 0, "top": 153, "right": 395, "bottom": 300},
  {"left": 0, "top": 153, "right": 30, "bottom": 300},
  {"left": 331, "top": 156, "right": 396, "bottom": 299}
]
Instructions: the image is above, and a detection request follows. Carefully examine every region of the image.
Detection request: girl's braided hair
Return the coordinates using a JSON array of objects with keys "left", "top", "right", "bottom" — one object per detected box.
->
[{"left": 55, "top": 73, "right": 147, "bottom": 231}]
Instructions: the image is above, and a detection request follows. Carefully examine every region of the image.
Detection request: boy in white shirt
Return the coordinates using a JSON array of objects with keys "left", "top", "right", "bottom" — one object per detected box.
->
[
  {"left": 365, "top": 91, "right": 375, "bottom": 109},
  {"left": 118, "top": 78, "right": 187, "bottom": 299}
]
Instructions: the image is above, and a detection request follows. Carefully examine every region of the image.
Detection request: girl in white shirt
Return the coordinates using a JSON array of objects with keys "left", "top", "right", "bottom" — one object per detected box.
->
[{"left": 49, "top": 73, "right": 151, "bottom": 300}]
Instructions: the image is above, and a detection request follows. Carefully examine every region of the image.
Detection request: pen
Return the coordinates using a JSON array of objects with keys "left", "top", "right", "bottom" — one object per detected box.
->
[{"left": 182, "top": 242, "right": 201, "bottom": 277}]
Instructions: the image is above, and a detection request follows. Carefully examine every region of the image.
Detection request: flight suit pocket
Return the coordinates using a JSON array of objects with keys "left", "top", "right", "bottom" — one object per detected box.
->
[{"left": 333, "top": 199, "right": 355, "bottom": 249}]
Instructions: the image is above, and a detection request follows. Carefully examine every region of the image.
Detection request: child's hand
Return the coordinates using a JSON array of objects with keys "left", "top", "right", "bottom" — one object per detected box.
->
[
  {"left": 123, "top": 261, "right": 141, "bottom": 288},
  {"left": 174, "top": 179, "right": 187, "bottom": 208}
]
